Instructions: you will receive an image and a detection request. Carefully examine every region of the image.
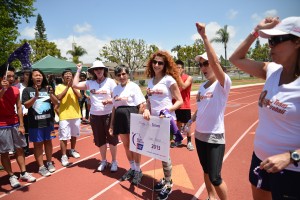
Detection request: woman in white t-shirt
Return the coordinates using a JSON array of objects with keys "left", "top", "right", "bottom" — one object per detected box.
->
[
  {"left": 73, "top": 61, "right": 118, "bottom": 172},
  {"left": 142, "top": 50, "right": 183, "bottom": 200},
  {"left": 230, "top": 17, "right": 300, "bottom": 200},
  {"left": 188, "top": 23, "right": 231, "bottom": 200},
  {"left": 110, "top": 65, "right": 146, "bottom": 186}
]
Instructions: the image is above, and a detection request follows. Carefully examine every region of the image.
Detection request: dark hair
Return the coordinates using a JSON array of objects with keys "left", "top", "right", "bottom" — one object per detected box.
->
[
  {"left": 0, "top": 63, "right": 15, "bottom": 78},
  {"left": 80, "top": 72, "right": 87, "bottom": 78},
  {"left": 175, "top": 60, "right": 184, "bottom": 68},
  {"left": 55, "top": 77, "right": 63, "bottom": 84},
  {"left": 114, "top": 64, "right": 129, "bottom": 75},
  {"left": 91, "top": 68, "right": 108, "bottom": 80},
  {"left": 21, "top": 68, "right": 31, "bottom": 74},
  {"left": 28, "top": 69, "right": 48, "bottom": 88},
  {"left": 62, "top": 68, "right": 73, "bottom": 77}
]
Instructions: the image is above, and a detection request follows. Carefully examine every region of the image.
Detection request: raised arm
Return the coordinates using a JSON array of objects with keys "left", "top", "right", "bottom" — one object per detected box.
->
[
  {"left": 196, "top": 22, "right": 226, "bottom": 86},
  {"left": 73, "top": 63, "right": 87, "bottom": 90},
  {"left": 229, "top": 17, "right": 280, "bottom": 79}
]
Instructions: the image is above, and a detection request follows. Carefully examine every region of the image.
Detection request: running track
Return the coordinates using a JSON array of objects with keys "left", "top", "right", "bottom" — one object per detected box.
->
[{"left": 0, "top": 84, "right": 263, "bottom": 200}]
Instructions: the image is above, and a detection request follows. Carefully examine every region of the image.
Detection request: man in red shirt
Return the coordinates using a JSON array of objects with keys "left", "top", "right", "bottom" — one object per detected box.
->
[
  {"left": 173, "top": 60, "right": 194, "bottom": 150},
  {"left": 0, "top": 64, "right": 36, "bottom": 188}
]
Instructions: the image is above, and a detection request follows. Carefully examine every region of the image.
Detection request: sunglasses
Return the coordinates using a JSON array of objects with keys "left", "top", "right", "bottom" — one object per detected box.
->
[
  {"left": 152, "top": 60, "right": 164, "bottom": 65},
  {"left": 116, "top": 72, "right": 127, "bottom": 77},
  {"left": 268, "top": 34, "right": 295, "bottom": 47},
  {"left": 199, "top": 61, "right": 209, "bottom": 68}
]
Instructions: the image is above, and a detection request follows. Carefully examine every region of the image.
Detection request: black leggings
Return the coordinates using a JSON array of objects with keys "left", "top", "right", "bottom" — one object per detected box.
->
[{"left": 195, "top": 138, "right": 225, "bottom": 186}]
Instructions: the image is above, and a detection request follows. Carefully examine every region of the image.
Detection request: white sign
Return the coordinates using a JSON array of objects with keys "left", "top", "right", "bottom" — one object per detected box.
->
[{"left": 130, "top": 113, "right": 170, "bottom": 162}]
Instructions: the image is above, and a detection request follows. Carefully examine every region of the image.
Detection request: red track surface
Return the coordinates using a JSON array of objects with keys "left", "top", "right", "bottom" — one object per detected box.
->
[{"left": 0, "top": 84, "right": 263, "bottom": 200}]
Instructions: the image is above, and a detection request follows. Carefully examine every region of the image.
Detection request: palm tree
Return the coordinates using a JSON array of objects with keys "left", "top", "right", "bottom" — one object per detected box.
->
[
  {"left": 210, "top": 25, "right": 230, "bottom": 67},
  {"left": 67, "top": 45, "right": 87, "bottom": 63}
]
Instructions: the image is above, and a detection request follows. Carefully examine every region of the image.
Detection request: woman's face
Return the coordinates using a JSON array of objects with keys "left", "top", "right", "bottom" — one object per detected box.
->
[
  {"left": 93, "top": 68, "right": 104, "bottom": 80},
  {"left": 116, "top": 69, "right": 128, "bottom": 86},
  {"left": 152, "top": 56, "right": 165, "bottom": 75},
  {"left": 199, "top": 60, "right": 215, "bottom": 80},
  {"left": 32, "top": 71, "right": 43, "bottom": 86}
]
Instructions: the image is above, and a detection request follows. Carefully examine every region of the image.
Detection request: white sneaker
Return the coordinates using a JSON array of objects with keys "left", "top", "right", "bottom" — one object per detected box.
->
[
  {"left": 97, "top": 160, "right": 107, "bottom": 171},
  {"left": 9, "top": 175, "right": 21, "bottom": 188},
  {"left": 20, "top": 172, "right": 36, "bottom": 182},
  {"left": 70, "top": 149, "right": 80, "bottom": 158},
  {"left": 61, "top": 155, "right": 70, "bottom": 167},
  {"left": 110, "top": 161, "right": 118, "bottom": 172},
  {"left": 38, "top": 166, "right": 51, "bottom": 177},
  {"left": 46, "top": 162, "right": 56, "bottom": 173}
]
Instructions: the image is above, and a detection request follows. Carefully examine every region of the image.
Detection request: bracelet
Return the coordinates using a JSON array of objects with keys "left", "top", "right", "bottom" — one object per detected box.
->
[
  {"left": 32, "top": 96, "right": 38, "bottom": 100},
  {"left": 251, "top": 30, "right": 259, "bottom": 38},
  {"left": 77, "top": 69, "right": 81, "bottom": 73}
]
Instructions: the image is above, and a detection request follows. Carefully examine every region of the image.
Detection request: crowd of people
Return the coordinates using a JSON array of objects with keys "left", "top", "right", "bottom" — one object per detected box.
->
[{"left": 0, "top": 16, "right": 299, "bottom": 200}]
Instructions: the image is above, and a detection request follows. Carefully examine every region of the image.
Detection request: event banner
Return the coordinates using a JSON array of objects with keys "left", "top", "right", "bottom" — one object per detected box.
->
[{"left": 129, "top": 113, "right": 170, "bottom": 162}]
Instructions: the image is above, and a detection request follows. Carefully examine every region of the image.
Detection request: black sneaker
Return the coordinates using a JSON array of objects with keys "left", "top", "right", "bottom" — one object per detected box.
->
[
  {"left": 132, "top": 170, "right": 143, "bottom": 185},
  {"left": 170, "top": 142, "right": 176, "bottom": 148},
  {"left": 157, "top": 184, "right": 172, "bottom": 200},
  {"left": 154, "top": 178, "right": 173, "bottom": 191},
  {"left": 121, "top": 168, "right": 135, "bottom": 181}
]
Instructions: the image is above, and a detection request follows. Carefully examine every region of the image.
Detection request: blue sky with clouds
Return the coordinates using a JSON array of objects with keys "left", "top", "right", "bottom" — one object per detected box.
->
[{"left": 18, "top": 0, "right": 299, "bottom": 63}]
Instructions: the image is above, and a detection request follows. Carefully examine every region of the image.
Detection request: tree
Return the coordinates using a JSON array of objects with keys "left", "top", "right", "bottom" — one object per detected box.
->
[
  {"left": 250, "top": 39, "right": 271, "bottom": 62},
  {"left": 67, "top": 45, "right": 87, "bottom": 63},
  {"left": 210, "top": 25, "right": 230, "bottom": 67},
  {"left": 0, "top": 0, "right": 35, "bottom": 64},
  {"left": 35, "top": 13, "right": 47, "bottom": 40},
  {"left": 99, "top": 38, "right": 158, "bottom": 79}
]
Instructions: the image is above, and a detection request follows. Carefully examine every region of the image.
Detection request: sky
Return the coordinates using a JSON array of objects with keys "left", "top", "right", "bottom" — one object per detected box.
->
[{"left": 18, "top": 0, "right": 300, "bottom": 64}]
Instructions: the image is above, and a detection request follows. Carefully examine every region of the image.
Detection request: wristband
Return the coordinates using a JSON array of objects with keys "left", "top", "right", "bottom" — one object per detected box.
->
[
  {"left": 77, "top": 69, "right": 81, "bottom": 73},
  {"left": 32, "top": 96, "right": 38, "bottom": 100},
  {"left": 251, "top": 30, "right": 259, "bottom": 38}
]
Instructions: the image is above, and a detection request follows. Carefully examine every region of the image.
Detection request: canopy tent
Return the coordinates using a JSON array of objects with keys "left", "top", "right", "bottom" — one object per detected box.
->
[{"left": 32, "top": 55, "right": 88, "bottom": 74}]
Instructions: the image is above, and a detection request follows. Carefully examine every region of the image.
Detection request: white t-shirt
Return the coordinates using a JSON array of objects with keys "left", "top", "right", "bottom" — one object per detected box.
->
[
  {"left": 112, "top": 81, "right": 146, "bottom": 108},
  {"left": 147, "top": 75, "right": 177, "bottom": 119},
  {"left": 255, "top": 62, "right": 300, "bottom": 172},
  {"left": 86, "top": 78, "right": 116, "bottom": 116},
  {"left": 195, "top": 74, "right": 231, "bottom": 134}
]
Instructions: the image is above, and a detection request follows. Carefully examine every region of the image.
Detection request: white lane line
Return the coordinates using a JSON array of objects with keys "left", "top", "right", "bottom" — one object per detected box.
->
[
  {"left": 88, "top": 158, "right": 155, "bottom": 200},
  {"left": 191, "top": 120, "right": 259, "bottom": 200}
]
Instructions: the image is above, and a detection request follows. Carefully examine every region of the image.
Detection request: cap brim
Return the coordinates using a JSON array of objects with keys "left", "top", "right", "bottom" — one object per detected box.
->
[{"left": 258, "top": 29, "right": 288, "bottom": 38}]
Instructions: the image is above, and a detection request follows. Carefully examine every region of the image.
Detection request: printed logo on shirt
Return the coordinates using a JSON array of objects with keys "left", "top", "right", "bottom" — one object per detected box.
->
[
  {"left": 90, "top": 89, "right": 108, "bottom": 94},
  {"left": 146, "top": 88, "right": 163, "bottom": 96},
  {"left": 258, "top": 90, "right": 288, "bottom": 114},
  {"left": 196, "top": 92, "right": 213, "bottom": 102}
]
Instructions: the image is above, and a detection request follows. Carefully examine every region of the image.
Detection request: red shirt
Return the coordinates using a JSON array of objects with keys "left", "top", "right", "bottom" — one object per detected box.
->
[
  {"left": 179, "top": 74, "right": 192, "bottom": 109},
  {"left": 0, "top": 86, "right": 19, "bottom": 126}
]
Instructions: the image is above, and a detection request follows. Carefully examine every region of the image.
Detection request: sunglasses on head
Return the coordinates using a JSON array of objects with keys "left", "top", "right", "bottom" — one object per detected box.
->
[
  {"left": 152, "top": 60, "right": 164, "bottom": 65},
  {"left": 199, "top": 61, "right": 209, "bottom": 68},
  {"left": 268, "top": 34, "right": 296, "bottom": 47},
  {"left": 116, "top": 72, "right": 127, "bottom": 77}
]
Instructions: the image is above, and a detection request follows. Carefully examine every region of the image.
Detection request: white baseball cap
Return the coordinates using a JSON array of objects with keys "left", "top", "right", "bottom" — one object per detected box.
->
[
  {"left": 195, "top": 52, "right": 220, "bottom": 62},
  {"left": 259, "top": 16, "right": 300, "bottom": 38}
]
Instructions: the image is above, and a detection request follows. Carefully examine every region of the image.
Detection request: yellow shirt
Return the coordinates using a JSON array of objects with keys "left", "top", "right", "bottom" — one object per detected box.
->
[{"left": 55, "top": 84, "right": 81, "bottom": 120}]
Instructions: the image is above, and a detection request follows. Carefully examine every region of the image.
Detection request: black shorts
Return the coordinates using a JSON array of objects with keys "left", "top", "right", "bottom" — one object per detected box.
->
[
  {"left": 195, "top": 138, "right": 225, "bottom": 186},
  {"left": 249, "top": 152, "right": 300, "bottom": 199},
  {"left": 113, "top": 106, "right": 138, "bottom": 135},
  {"left": 175, "top": 109, "right": 191, "bottom": 123},
  {"left": 90, "top": 114, "right": 119, "bottom": 147}
]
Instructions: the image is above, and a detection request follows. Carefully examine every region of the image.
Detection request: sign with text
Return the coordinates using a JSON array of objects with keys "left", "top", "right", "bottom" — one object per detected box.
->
[{"left": 130, "top": 113, "right": 170, "bottom": 162}]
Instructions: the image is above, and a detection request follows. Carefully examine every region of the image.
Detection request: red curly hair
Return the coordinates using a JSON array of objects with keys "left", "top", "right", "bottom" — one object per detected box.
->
[{"left": 145, "top": 50, "right": 182, "bottom": 86}]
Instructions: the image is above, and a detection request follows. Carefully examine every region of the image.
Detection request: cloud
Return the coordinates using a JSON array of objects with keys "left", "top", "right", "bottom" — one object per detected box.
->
[
  {"left": 264, "top": 9, "right": 278, "bottom": 18},
  {"left": 73, "top": 23, "right": 92, "bottom": 33},
  {"left": 190, "top": 22, "right": 236, "bottom": 61},
  {"left": 52, "top": 34, "right": 111, "bottom": 64},
  {"left": 227, "top": 9, "right": 238, "bottom": 20},
  {"left": 20, "top": 26, "right": 35, "bottom": 39}
]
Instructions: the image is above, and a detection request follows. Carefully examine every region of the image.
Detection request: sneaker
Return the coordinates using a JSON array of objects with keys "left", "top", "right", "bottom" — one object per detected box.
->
[
  {"left": 20, "top": 172, "right": 36, "bottom": 182},
  {"left": 158, "top": 184, "right": 173, "bottom": 200},
  {"left": 175, "top": 141, "right": 182, "bottom": 147},
  {"left": 132, "top": 170, "right": 143, "bottom": 185},
  {"left": 121, "top": 168, "right": 135, "bottom": 181},
  {"left": 69, "top": 149, "right": 80, "bottom": 158},
  {"left": 46, "top": 162, "right": 56, "bottom": 173},
  {"left": 170, "top": 142, "right": 176, "bottom": 148},
  {"left": 110, "top": 161, "right": 118, "bottom": 172},
  {"left": 61, "top": 155, "right": 70, "bottom": 167},
  {"left": 154, "top": 178, "right": 173, "bottom": 191},
  {"left": 38, "top": 166, "right": 51, "bottom": 177},
  {"left": 97, "top": 160, "right": 107, "bottom": 171},
  {"left": 187, "top": 142, "right": 194, "bottom": 151},
  {"left": 9, "top": 175, "right": 21, "bottom": 188}
]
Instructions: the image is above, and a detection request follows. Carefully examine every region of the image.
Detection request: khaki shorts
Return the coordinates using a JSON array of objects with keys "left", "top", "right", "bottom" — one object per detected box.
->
[{"left": 0, "top": 126, "right": 27, "bottom": 153}]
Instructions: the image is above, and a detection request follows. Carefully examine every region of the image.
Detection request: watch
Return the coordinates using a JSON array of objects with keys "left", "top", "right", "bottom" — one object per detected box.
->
[{"left": 289, "top": 150, "right": 300, "bottom": 167}]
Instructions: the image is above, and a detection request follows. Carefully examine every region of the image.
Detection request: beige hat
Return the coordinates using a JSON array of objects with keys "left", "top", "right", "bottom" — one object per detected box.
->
[{"left": 88, "top": 60, "right": 107, "bottom": 73}]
